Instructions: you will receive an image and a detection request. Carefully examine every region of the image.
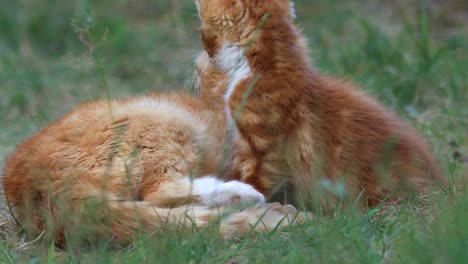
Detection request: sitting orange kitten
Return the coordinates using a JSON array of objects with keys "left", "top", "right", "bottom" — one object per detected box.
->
[
  {"left": 196, "top": 0, "right": 444, "bottom": 209},
  {"left": 1, "top": 51, "right": 303, "bottom": 246}
]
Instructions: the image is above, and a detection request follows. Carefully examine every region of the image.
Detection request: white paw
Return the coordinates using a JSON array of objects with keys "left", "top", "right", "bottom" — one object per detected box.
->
[
  {"left": 193, "top": 177, "right": 265, "bottom": 208},
  {"left": 214, "top": 181, "right": 266, "bottom": 207}
]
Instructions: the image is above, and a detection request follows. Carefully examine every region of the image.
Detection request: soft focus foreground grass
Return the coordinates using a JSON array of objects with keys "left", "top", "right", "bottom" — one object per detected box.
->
[{"left": 0, "top": 0, "right": 467, "bottom": 263}]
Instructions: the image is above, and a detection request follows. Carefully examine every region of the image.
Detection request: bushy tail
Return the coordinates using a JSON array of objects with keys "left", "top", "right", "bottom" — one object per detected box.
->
[
  {"left": 105, "top": 201, "right": 309, "bottom": 242},
  {"left": 3, "top": 189, "right": 310, "bottom": 246},
  {"left": 3, "top": 186, "right": 310, "bottom": 245}
]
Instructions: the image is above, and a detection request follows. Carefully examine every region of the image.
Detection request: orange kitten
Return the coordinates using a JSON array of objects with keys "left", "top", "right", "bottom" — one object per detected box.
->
[
  {"left": 196, "top": 0, "right": 444, "bottom": 209},
  {"left": 2, "top": 51, "right": 303, "bottom": 246}
]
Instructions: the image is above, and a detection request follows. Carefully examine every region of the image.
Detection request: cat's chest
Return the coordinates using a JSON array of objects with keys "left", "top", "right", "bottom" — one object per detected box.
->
[
  {"left": 215, "top": 43, "right": 251, "bottom": 102},
  {"left": 225, "top": 61, "right": 250, "bottom": 102}
]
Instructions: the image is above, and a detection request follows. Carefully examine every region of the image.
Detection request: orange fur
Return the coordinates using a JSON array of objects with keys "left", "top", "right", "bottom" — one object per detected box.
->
[
  {"left": 197, "top": 0, "right": 444, "bottom": 209},
  {"left": 2, "top": 51, "right": 306, "bottom": 246}
]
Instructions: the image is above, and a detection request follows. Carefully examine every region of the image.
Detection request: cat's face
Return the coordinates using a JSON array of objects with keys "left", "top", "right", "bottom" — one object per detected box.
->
[{"left": 196, "top": 0, "right": 295, "bottom": 58}]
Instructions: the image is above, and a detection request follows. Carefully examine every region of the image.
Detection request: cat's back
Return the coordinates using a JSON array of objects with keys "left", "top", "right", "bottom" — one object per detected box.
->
[
  {"left": 2, "top": 93, "right": 219, "bottom": 203},
  {"left": 305, "top": 74, "right": 443, "bottom": 196},
  {"left": 6, "top": 93, "right": 206, "bottom": 159}
]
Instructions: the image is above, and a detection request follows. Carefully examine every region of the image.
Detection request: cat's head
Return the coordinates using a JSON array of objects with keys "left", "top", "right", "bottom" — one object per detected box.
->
[{"left": 196, "top": 0, "right": 296, "bottom": 57}]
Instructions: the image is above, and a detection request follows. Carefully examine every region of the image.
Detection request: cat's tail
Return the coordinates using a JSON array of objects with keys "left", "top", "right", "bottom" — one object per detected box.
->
[
  {"left": 104, "top": 201, "right": 309, "bottom": 242},
  {"left": 5, "top": 187, "right": 310, "bottom": 245},
  {"left": 5, "top": 195, "right": 310, "bottom": 245}
]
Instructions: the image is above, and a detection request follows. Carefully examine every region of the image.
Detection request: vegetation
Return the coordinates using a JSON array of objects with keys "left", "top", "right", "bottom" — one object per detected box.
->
[{"left": 0, "top": 0, "right": 466, "bottom": 262}]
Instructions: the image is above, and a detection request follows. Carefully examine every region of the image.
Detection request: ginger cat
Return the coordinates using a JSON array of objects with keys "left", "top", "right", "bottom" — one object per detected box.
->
[
  {"left": 196, "top": 0, "right": 444, "bottom": 209},
  {"left": 1, "top": 51, "right": 304, "bottom": 246}
]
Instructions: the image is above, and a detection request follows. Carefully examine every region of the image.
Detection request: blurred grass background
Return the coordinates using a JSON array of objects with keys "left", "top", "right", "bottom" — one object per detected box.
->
[{"left": 0, "top": 0, "right": 467, "bottom": 262}]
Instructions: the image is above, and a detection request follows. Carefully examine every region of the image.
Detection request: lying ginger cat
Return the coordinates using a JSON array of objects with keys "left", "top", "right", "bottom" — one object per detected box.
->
[
  {"left": 196, "top": 0, "right": 444, "bottom": 209},
  {"left": 1, "top": 51, "right": 304, "bottom": 246}
]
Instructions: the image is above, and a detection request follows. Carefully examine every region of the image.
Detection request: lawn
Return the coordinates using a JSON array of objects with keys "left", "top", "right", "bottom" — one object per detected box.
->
[{"left": 0, "top": 0, "right": 467, "bottom": 263}]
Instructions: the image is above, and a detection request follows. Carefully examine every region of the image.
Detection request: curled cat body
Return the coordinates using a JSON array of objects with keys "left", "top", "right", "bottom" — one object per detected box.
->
[
  {"left": 196, "top": 0, "right": 444, "bottom": 209},
  {"left": 1, "top": 51, "right": 305, "bottom": 246}
]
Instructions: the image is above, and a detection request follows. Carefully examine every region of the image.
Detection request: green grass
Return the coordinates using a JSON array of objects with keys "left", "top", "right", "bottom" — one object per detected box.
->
[{"left": 0, "top": 0, "right": 467, "bottom": 263}]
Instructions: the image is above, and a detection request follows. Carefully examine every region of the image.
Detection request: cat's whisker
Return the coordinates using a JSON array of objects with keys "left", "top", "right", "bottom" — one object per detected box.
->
[{"left": 173, "top": 28, "right": 201, "bottom": 50}]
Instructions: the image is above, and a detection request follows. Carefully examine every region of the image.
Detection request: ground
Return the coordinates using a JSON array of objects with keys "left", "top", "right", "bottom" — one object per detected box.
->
[{"left": 0, "top": 0, "right": 467, "bottom": 263}]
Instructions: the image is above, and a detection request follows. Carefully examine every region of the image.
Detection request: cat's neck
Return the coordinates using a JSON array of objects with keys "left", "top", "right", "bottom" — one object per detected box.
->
[
  {"left": 245, "top": 21, "right": 312, "bottom": 75},
  {"left": 215, "top": 22, "right": 314, "bottom": 99}
]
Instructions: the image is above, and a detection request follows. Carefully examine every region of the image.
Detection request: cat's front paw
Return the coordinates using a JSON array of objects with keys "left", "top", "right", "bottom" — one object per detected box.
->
[
  {"left": 204, "top": 181, "right": 265, "bottom": 208},
  {"left": 215, "top": 181, "right": 265, "bottom": 207},
  {"left": 193, "top": 177, "right": 265, "bottom": 208}
]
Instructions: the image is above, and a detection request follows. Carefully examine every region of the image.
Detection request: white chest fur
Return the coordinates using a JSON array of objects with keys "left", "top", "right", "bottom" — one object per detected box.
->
[{"left": 215, "top": 43, "right": 251, "bottom": 102}]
